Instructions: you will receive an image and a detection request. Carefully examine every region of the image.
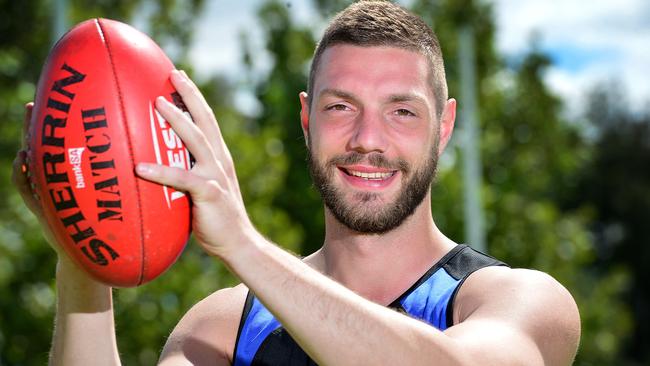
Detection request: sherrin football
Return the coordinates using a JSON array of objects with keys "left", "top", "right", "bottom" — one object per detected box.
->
[{"left": 27, "top": 18, "right": 192, "bottom": 287}]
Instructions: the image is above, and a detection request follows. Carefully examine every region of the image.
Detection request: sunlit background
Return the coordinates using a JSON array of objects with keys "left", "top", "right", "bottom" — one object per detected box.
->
[{"left": 1, "top": 0, "right": 648, "bottom": 365}]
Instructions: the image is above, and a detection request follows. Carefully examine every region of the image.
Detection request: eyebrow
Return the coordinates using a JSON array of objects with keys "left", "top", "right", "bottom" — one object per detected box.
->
[
  {"left": 387, "top": 93, "right": 429, "bottom": 107},
  {"left": 318, "top": 88, "right": 358, "bottom": 103}
]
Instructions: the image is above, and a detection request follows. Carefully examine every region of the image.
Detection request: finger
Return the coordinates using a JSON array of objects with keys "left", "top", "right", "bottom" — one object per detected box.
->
[
  {"left": 155, "top": 96, "right": 215, "bottom": 165},
  {"left": 135, "top": 162, "right": 223, "bottom": 202},
  {"left": 13, "top": 152, "right": 64, "bottom": 252},
  {"left": 169, "top": 70, "right": 226, "bottom": 152},
  {"left": 22, "top": 102, "right": 34, "bottom": 149},
  {"left": 12, "top": 151, "right": 41, "bottom": 214}
]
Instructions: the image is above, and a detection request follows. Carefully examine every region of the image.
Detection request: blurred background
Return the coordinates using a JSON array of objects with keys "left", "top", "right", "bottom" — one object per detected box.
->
[{"left": 1, "top": 0, "right": 648, "bottom": 364}]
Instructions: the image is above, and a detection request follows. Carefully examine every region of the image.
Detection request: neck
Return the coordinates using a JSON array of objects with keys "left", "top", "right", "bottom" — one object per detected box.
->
[{"left": 306, "top": 195, "right": 457, "bottom": 305}]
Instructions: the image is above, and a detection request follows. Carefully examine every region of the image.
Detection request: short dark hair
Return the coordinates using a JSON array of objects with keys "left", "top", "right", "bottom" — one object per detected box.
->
[{"left": 307, "top": 0, "right": 448, "bottom": 117}]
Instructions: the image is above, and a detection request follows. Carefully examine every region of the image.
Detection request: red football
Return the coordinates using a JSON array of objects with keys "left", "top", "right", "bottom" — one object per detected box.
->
[{"left": 27, "top": 18, "right": 192, "bottom": 287}]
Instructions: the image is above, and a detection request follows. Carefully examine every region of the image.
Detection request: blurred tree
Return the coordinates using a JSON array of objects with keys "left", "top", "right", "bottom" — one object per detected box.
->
[
  {"left": 472, "top": 50, "right": 632, "bottom": 365},
  {"left": 565, "top": 84, "right": 650, "bottom": 365},
  {"left": 243, "top": 0, "right": 323, "bottom": 254}
]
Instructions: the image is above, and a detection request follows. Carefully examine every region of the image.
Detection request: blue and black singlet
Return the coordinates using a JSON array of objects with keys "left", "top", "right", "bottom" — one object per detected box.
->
[{"left": 233, "top": 244, "right": 506, "bottom": 366}]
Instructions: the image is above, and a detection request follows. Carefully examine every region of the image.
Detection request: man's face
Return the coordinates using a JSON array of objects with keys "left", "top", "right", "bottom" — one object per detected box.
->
[{"left": 303, "top": 45, "right": 443, "bottom": 234}]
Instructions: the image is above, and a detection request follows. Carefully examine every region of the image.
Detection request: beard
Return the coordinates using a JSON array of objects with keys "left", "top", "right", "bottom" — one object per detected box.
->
[{"left": 308, "top": 140, "right": 439, "bottom": 234}]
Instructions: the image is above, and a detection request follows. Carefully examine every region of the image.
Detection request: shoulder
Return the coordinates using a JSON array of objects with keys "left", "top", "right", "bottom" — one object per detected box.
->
[
  {"left": 158, "top": 283, "right": 249, "bottom": 366},
  {"left": 452, "top": 266, "right": 581, "bottom": 365}
]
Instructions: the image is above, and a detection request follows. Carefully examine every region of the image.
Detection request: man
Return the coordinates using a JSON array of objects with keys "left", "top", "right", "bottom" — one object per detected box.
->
[{"left": 13, "top": 1, "right": 580, "bottom": 365}]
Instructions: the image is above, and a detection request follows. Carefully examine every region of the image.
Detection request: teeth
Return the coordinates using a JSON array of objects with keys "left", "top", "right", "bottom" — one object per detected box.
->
[{"left": 348, "top": 170, "right": 394, "bottom": 180}]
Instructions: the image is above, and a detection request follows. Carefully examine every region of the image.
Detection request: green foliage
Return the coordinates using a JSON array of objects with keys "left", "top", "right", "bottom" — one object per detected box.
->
[
  {"left": 567, "top": 84, "right": 650, "bottom": 364},
  {"left": 245, "top": 0, "right": 324, "bottom": 254},
  {"left": 0, "top": 0, "right": 645, "bottom": 364}
]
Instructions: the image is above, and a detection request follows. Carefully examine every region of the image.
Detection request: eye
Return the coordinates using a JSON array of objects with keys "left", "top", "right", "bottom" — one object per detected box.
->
[
  {"left": 325, "top": 103, "right": 351, "bottom": 111},
  {"left": 394, "top": 108, "right": 416, "bottom": 117}
]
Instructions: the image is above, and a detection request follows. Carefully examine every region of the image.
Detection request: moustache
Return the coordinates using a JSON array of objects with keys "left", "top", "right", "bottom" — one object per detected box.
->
[{"left": 326, "top": 152, "right": 410, "bottom": 173}]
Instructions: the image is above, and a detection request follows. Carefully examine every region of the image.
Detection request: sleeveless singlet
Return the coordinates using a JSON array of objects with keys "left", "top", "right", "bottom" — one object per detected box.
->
[{"left": 233, "top": 244, "right": 506, "bottom": 366}]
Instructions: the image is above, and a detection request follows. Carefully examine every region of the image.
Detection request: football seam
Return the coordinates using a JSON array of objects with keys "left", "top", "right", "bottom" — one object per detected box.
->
[{"left": 96, "top": 18, "right": 147, "bottom": 286}]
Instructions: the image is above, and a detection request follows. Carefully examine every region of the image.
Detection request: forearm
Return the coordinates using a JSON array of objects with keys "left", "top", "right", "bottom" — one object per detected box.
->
[
  {"left": 223, "top": 232, "right": 468, "bottom": 366},
  {"left": 49, "top": 257, "right": 120, "bottom": 366}
]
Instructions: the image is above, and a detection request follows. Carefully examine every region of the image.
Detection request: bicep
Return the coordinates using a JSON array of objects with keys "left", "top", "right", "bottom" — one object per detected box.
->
[
  {"left": 443, "top": 317, "right": 545, "bottom": 366},
  {"left": 158, "top": 285, "right": 247, "bottom": 366},
  {"left": 159, "top": 325, "right": 229, "bottom": 366}
]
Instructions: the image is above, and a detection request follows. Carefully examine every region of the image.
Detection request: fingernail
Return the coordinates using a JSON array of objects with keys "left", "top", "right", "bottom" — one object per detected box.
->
[
  {"left": 171, "top": 69, "right": 186, "bottom": 83},
  {"left": 136, "top": 163, "right": 153, "bottom": 175}
]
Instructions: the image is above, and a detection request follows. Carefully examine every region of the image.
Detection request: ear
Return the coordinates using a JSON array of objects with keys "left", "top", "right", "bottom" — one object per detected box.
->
[
  {"left": 299, "top": 91, "right": 310, "bottom": 147},
  {"left": 437, "top": 98, "right": 456, "bottom": 155}
]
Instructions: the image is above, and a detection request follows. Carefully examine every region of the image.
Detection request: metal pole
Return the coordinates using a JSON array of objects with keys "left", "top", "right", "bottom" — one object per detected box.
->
[
  {"left": 53, "top": 0, "right": 68, "bottom": 45},
  {"left": 458, "top": 25, "right": 486, "bottom": 252}
]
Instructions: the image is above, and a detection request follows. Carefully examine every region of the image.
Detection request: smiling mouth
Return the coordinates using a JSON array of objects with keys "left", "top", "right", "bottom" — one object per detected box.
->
[{"left": 340, "top": 168, "right": 396, "bottom": 180}]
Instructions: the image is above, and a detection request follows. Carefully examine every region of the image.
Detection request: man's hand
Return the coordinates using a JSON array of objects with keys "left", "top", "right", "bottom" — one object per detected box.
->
[
  {"left": 12, "top": 103, "right": 58, "bottom": 248},
  {"left": 12, "top": 103, "right": 82, "bottom": 272},
  {"left": 135, "top": 70, "right": 255, "bottom": 260},
  {"left": 13, "top": 102, "right": 118, "bottom": 366}
]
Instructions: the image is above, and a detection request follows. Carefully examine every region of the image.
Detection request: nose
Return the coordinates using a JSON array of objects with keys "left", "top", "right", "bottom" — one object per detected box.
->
[{"left": 348, "top": 111, "right": 388, "bottom": 154}]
